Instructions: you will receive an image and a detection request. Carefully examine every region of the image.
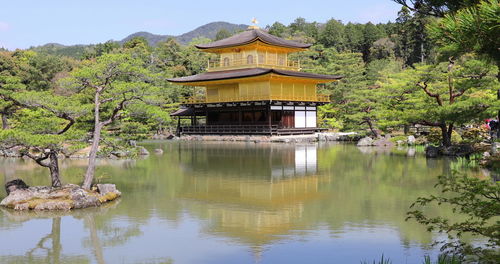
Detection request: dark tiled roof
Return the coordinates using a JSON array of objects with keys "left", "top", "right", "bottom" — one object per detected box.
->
[
  {"left": 195, "top": 29, "right": 311, "bottom": 50},
  {"left": 170, "top": 107, "right": 195, "bottom": 116},
  {"left": 168, "top": 68, "right": 342, "bottom": 83}
]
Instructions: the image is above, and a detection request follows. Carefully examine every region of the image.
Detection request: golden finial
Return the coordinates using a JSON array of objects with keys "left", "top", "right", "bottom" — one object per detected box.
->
[{"left": 248, "top": 18, "right": 260, "bottom": 30}]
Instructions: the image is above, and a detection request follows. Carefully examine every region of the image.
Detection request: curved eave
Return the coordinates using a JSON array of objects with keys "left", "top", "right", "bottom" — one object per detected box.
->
[{"left": 168, "top": 68, "right": 342, "bottom": 86}]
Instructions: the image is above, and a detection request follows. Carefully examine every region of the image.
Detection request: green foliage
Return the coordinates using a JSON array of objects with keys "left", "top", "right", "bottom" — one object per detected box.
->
[
  {"left": 407, "top": 173, "right": 500, "bottom": 262},
  {"left": 214, "top": 29, "right": 232, "bottom": 41},
  {"left": 268, "top": 22, "right": 287, "bottom": 37},
  {"left": 461, "top": 127, "right": 489, "bottom": 144},
  {"left": 427, "top": 128, "right": 462, "bottom": 145},
  {"left": 318, "top": 19, "right": 346, "bottom": 51},
  {"left": 360, "top": 255, "right": 392, "bottom": 264},
  {"left": 377, "top": 57, "right": 499, "bottom": 146},
  {"left": 427, "top": 0, "right": 500, "bottom": 64},
  {"left": 422, "top": 254, "right": 462, "bottom": 264}
]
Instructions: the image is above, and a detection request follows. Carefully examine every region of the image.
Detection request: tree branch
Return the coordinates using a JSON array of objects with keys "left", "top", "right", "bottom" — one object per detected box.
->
[
  {"left": 22, "top": 151, "right": 50, "bottom": 168},
  {"left": 417, "top": 82, "right": 443, "bottom": 106}
]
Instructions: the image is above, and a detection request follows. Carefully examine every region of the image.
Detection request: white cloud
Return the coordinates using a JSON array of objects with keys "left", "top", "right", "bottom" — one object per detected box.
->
[{"left": 0, "top": 21, "right": 10, "bottom": 31}]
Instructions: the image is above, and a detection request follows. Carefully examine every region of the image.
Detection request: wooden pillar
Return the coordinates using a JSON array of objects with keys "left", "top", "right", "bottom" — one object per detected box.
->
[
  {"left": 238, "top": 105, "right": 242, "bottom": 125},
  {"left": 176, "top": 117, "right": 181, "bottom": 137},
  {"left": 268, "top": 104, "right": 272, "bottom": 135},
  {"left": 205, "top": 106, "right": 208, "bottom": 126}
]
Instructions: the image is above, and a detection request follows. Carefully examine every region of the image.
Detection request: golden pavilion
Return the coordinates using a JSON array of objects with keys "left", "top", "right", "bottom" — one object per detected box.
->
[{"left": 168, "top": 24, "right": 342, "bottom": 135}]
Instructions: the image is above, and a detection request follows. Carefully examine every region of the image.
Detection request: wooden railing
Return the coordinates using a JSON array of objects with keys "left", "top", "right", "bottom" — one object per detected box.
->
[
  {"left": 207, "top": 58, "right": 300, "bottom": 71},
  {"left": 182, "top": 94, "right": 330, "bottom": 104}
]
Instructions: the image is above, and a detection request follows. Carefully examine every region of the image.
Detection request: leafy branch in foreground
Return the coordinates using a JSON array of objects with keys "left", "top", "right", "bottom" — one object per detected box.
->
[{"left": 407, "top": 173, "right": 500, "bottom": 263}]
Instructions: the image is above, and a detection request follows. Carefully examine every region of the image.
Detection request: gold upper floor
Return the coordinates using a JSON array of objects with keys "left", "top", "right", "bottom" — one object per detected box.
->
[
  {"left": 205, "top": 42, "right": 303, "bottom": 72},
  {"left": 208, "top": 50, "right": 300, "bottom": 72}
]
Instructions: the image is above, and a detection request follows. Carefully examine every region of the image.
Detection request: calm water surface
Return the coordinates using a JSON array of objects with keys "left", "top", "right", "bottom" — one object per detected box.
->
[{"left": 0, "top": 142, "right": 486, "bottom": 264}]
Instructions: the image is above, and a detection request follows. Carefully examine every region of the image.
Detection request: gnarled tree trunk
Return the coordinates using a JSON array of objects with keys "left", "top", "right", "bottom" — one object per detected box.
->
[
  {"left": 48, "top": 150, "right": 61, "bottom": 188},
  {"left": 440, "top": 123, "right": 453, "bottom": 147},
  {"left": 82, "top": 91, "right": 102, "bottom": 190},
  {"left": 1, "top": 113, "right": 8, "bottom": 129}
]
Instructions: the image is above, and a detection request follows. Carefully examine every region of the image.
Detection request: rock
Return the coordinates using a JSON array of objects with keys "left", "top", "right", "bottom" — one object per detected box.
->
[
  {"left": 492, "top": 142, "right": 500, "bottom": 155},
  {"left": 96, "top": 184, "right": 121, "bottom": 203},
  {"left": 1, "top": 146, "right": 22, "bottom": 157},
  {"left": 425, "top": 146, "right": 440, "bottom": 158},
  {"left": 357, "top": 137, "right": 374, "bottom": 146},
  {"left": 96, "top": 184, "right": 121, "bottom": 196},
  {"left": 407, "top": 135, "right": 416, "bottom": 145},
  {"left": 407, "top": 148, "right": 416, "bottom": 157},
  {"left": 111, "top": 150, "right": 128, "bottom": 158},
  {"left": 1, "top": 183, "right": 120, "bottom": 211},
  {"left": 5, "top": 179, "right": 29, "bottom": 195},
  {"left": 326, "top": 134, "right": 339, "bottom": 141},
  {"left": 154, "top": 148, "right": 164, "bottom": 154},
  {"left": 318, "top": 133, "right": 327, "bottom": 142},
  {"left": 129, "top": 140, "right": 137, "bottom": 147},
  {"left": 441, "top": 144, "right": 474, "bottom": 157},
  {"left": 374, "top": 137, "right": 394, "bottom": 147},
  {"left": 483, "top": 152, "right": 491, "bottom": 158},
  {"left": 137, "top": 146, "right": 149, "bottom": 156},
  {"left": 34, "top": 200, "right": 73, "bottom": 210}
]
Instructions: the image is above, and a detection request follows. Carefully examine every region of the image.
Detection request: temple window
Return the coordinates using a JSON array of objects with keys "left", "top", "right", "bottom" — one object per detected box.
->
[
  {"left": 223, "top": 57, "right": 230, "bottom": 67},
  {"left": 278, "top": 54, "right": 286, "bottom": 66},
  {"left": 247, "top": 55, "right": 254, "bottom": 64}
]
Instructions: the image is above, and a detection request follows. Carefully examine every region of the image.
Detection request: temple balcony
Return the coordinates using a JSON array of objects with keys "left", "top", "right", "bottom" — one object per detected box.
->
[
  {"left": 182, "top": 94, "right": 330, "bottom": 104},
  {"left": 207, "top": 58, "right": 300, "bottom": 72}
]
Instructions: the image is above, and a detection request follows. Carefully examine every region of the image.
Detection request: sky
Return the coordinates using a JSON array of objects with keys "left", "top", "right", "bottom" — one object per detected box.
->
[{"left": 0, "top": 0, "right": 402, "bottom": 50}]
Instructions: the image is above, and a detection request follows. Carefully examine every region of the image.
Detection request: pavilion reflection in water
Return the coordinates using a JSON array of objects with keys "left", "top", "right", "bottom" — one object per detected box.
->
[{"left": 177, "top": 143, "right": 324, "bottom": 253}]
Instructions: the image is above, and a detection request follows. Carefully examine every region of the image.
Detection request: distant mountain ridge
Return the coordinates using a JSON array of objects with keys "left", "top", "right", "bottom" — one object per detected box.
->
[
  {"left": 30, "top": 21, "right": 249, "bottom": 58},
  {"left": 120, "top": 22, "right": 248, "bottom": 46}
]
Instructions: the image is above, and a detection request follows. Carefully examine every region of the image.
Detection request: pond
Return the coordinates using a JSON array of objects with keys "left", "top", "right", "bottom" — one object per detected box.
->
[{"left": 0, "top": 141, "right": 488, "bottom": 264}]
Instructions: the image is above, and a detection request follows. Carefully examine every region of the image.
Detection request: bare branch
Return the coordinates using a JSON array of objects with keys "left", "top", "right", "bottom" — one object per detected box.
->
[
  {"left": 417, "top": 82, "right": 443, "bottom": 106},
  {"left": 22, "top": 151, "right": 50, "bottom": 168}
]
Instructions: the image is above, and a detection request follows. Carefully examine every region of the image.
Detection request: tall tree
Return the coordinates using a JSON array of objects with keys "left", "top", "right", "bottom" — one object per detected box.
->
[
  {"left": 0, "top": 91, "right": 85, "bottom": 187},
  {"left": 66, "top": 53, "right": 159, "bottom": 189},
  {"left": 214, "top": 29, "right": 232, "bottom": 41},
  {"left": 318, "top": 19, "right": 346, "bottom": 51},
  {"left": 392, "top": 0, "right": 482, "bottom": 17},
  {"left": 361, "top": 22, "right": 385, "bottom": 62},
  {"left": 379, "top": 57, "right": 498, "bottom": 146},
  {"left": 428, "top": 0, "right": 500, "bottom": 133}
]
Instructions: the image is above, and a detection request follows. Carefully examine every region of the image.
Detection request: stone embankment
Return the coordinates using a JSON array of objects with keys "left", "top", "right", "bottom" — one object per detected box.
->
[
  {"left": 1, "top": 180, "right": 121, "bottom": 211},
  {"left": 178, "top": 132, "right": 360, "bottom": 143}
]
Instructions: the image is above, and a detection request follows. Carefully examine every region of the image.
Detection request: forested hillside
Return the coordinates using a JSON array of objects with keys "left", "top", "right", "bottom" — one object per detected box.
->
[
  {"left": 1, "top": 0, "right": 499, "bottom": 148},
  {"left": 29, "top": 21, "right": 248, "bottom": 58}
]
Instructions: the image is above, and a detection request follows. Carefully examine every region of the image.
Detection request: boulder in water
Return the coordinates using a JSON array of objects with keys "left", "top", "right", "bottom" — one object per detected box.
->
[
  {"left": 5, "top": 179, "right": 29, "bottom": 195},
  {"left": 357, "top": 137, "right": 374, "bottom": 146},
  {"left": 425, "top": 146, "right": 440, "bottom": 158}
]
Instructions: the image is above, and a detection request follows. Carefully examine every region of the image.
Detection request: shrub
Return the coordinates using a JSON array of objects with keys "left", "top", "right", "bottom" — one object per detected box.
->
[{"left": 461, "top": 127, "right": 488, "bottom": 144}]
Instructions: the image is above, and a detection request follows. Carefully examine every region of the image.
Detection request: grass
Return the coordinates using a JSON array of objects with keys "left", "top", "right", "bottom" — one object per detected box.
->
[
  {"left": 450, "top": 153, "right": 482, "bottom": 171},
  {"left": 422, "top": 255, "right": 462, "bottom": 264},
  {"left": 361, "top": 255, "right": 463, "bottom": 264},
  {"left": 361, "top": 255, "right": 392, "bottom": 264}
]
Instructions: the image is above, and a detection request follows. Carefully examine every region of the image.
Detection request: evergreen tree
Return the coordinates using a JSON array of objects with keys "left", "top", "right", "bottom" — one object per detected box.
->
[
  {"left": 318, "top": 19, "right": 346, "bottom": 51},
  {"left": 378, "top": 57, "right": 499, "bottom": 146}
]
